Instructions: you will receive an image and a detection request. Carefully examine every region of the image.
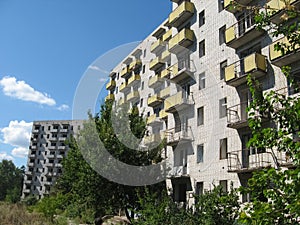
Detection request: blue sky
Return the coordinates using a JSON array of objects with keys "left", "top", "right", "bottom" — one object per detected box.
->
[{"left": 0, "top": 0, "right": 171, "bottom": 167}]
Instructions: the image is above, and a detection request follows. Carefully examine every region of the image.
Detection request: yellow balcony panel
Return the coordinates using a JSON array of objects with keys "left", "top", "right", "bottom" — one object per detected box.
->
[
  {"left": 162, "top": 29, "right": 173, "bottom": 42},
  {"left": 267, "top": 0, "right": 300, "bottom": 24},
  {"left": 105, "top": 94, "right": 115, "bottom": 101},
  {"left": 127, "top": 74, "right": 141, "bottom": 87},
  {"left": 169, "top": 61, "right": 193, "bottom": 83},
  {"left": 119, "top": 82, "right": 129, "bottom": 92},
  {"left": 118, "top": 98, "right": 125, "bottom": 105},
  {"left": 160, "top": 87, "right": 170, "bottom": 99},
  {"left": 169, "top": 28, "right": 195, "bottom": 53},
  {"left": 224, "top": 0, "right": 252, "bottom": 13},
  {"left": 269, "top": 37, "right": 300, "bottom": 67},
  {"left": 109, "top": 71, "right": 116, "bottom": 78},
  {"left": 159, "top": 109, "right": 168, "bottom": 120},
  {"left": 129, "top": 60, "right": 142, "bottom": 71},
  {"left": 168, "top": 1, "right": 195, "bottom": 28},
  {"left": 147, "top": 114, "right": 162, "bottom": 126},
  {"left": 161, "top": 50, "right": 171, "bottom": 62},
  {"left": 225, "top": 53, "right": 267, "bottom": 87},
  {"left": 106, "top": 80, "right": 116, "bottom": 90},
  {"left": 160, "top": 68, "right": 171, "bottom": 78},
  {"left": 150, "top": 39, "right": 165, "bottom": 53},
  {"left": 149, "top": 57, "right": 164, "bottom": 71},
  {"left": 225, "top": 16, "right": 265, "bottom": 49},
  {"left": 149, "top": 74, "right": 164, "bottom": 89},
  {"left": 148, "top": 94, "right": 163, "bottom": 107},
  {"left": 126, "top": 91, "right": 139, "bottom": 102},
  {"left": 120, "top": 66, "right": 130, "bottom": 77},
  {"left": 165, "top": 92, "right": 193, "bottom": 113}
]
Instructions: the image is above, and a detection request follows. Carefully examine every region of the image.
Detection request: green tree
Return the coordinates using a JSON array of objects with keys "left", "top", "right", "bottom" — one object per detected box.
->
[{"left": 0, "top": 160, "right": 24, "bottom": 203}]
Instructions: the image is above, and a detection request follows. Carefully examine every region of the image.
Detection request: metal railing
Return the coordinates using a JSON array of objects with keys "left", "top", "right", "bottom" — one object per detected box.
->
[
  {"left": 227, "top": 102, "right": 248, "bottom": 125},
  {"left": 165, "top": 126, "right": 194, "bottom": 144}
]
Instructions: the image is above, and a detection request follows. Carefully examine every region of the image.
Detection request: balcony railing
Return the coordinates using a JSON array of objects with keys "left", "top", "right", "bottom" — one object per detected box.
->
[
  {"left": 149, "top": 56, "right": 164, "bottom": 71},
  {"left": 127, "top": 74, "right": 141, "bottom": 87},
  {"left": 227, "top": 148, "right": 293, "bottom": 172},
  {"left": 120, "top": 66, "right": 130, "bottom": 77},
  {"left": 166, "top": 126, "right": 193, "bottom": 146},
  {"left": 105, "top": 94, "right": 115, "bottom": 101},
  {"left": 129, "top": 60, "right": 142, "bottom": 71},
  {"left": 168, "top": 1, "right": 195, "bottom": 27},
  {"left": 160, "top": 87, "right": 170, "bottom": 99},
  {"left": 225, "top": 13, "right": 265, "bottom": 49},
  {"left": 150, "top": 39, "right": 165, "bottom": 53},
  {"left": 162, "top": 29, "right": 173, "bottom": 42},
  {"left": 106, "top": 80, "right": 116, "bottom": 90},
  {"left": 161, "top": 50, "right": 171, "bottom": 62},
  {"left": 227, "top": 102, "right": 249, "bottom": 129},
  {"left": 161, "top": 68, "right": 171, "bottom": 78},
  {"left": 126, "top": 91, "right": 139, "bottom": 102},
  {"left": 267, "top": 0, "right": 300, "bottom": 24},
  {"left": 225, "top": 53, "right": 267, "bottom": 87},
  {"left": 269, "top": 37, "right": 300, "bottom": 67},
  {"left": 148, "top": 94, "right": 163, "bottom": 107},
  {"left": 224, "top": 0, "right": 253, "bottom": 13},
  {"left": 148, "top": 74, "right": 164, "bottom": 88},
  {"left": 169, "top": 166, "right": 188, "bottom": 178},
  {"left": 159, "top": 109, "right": 168, "bottom": 120},
  {"left": 119, "top": 81, "right": 129, "bottom": 92},
  {"left": 164, "top": 92, "right": 193, "bottom": 113},
  {"left": 169, "top": 28, "right": 195, "bottom": 53},
  {"left": 147, "top": 114, "right": 162, "bottom": 125},
  {"left": 169, "top": 60, "right": 193, "bottom": 83},
  {"left": 144, "top": 132, "right": 165, "bottom": 146}
]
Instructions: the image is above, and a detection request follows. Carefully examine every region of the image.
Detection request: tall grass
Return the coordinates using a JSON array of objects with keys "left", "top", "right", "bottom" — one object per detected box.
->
[{"left": 0, "top": 202, "right": 54, "bottom": 225}]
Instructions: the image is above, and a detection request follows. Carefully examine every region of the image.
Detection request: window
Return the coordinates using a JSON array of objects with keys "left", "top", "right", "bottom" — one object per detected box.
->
[
  {"left": 174, "top": 112, "right": 181, "bottom": 132},
  {"left": 220, "top": 138, "right": 228, "bottom": 160},
  {"left": 219, "top": 180, "right": 228, "bottom": 192},
  {"left": 219, "top": 97, "right": 227, "bottom": 118},
  {"left": 117, "top": 73, "right": 119, "bottom": 80},
  {"left": 142, "top": 65, "right": 146, "bottom": 73},
  {"left": 195, "top": 182, "right": 204, "bottom": 196},
  {"left": 199, "top": 72, "right": 205, "bottom": 90},
  {"left": 140, "top": 98, "right": 143, "bottom": 107},
  {"left": 199, "top": 10, "right": 205, "bottom": 27},
  {"left": 199, "top": 40, "right": 205, "bottom": 58},
  {"left": 288, "top": 71, "right": 300, "bottom": 95},
  {"left": 219, "top": 25, "right": 226, "bottom": 45},
  {"left": 197, "top": 144, "right": 204, "bottom": 163},
  {"left": 220, "top": 60, "right": 227, "bottom": 80},
  {"left": 218, "top": 0, "right": 224, "bottom": 12},
  {"left": 143, "top": 49, "right": 146, "bottom": 58},
  {"left": 197, "top": 107, "right": 204, "bottom": 126},
  {"left": 141, "top": 81, "right": 144, "bottom": 90}
]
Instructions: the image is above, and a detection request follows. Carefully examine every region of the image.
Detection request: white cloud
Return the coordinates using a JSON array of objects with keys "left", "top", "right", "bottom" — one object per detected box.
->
[
  {"left": 0, "top": 76, "right": 56, "bottom": 106},
  {"left": 57, "top": 104, "right": 70, "bottom": 111},
  {"left": 11, "top": 147, "right": 28, "bottom": 158},
  {"left": 1, "top": 120, "right": 32, "bottom": 158},
  {"left": 99, "top": 78, "right": 108, "bottom": 82},
  {"left": 88, "top": 65, "right": 109, "bottom": 74},
  {"left": 0, "top": 152, "right": 14, "bottom": 161}
]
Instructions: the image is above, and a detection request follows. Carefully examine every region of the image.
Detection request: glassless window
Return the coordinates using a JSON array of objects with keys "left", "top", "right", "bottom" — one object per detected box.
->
[
  {"left": 199, "top": 40, "right": 205, "bottom": 58},
  {"left": 220, "top": 138, "right": 228, "bottom": 159},
  {"left": 197, "top": 107, "right": 204, "bottom": 126},
  {"left": 197, "top": 144, "right": 204, "bottom": 163},
  {"left": 199, "top": 10, "right": 205, "bottom": 27},
  {"left": 219, "top": 97, "right": 227, "bottom": 118},
  {"left": 199, "top": 72, "right": 205, "bottom": 90}
]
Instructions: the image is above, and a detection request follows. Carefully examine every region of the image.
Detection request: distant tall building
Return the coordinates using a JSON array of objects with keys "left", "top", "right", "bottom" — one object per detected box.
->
[{"left": 22, "top": 120, "right": 83, "bottom": 199}]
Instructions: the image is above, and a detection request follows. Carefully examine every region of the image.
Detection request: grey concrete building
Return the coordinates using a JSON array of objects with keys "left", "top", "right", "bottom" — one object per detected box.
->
[
  {"left": 106, "top": 0, "right": 299, "bottom": 205},
  {"left": 22, "top": 120, "right": 83, "bottom": 199}
]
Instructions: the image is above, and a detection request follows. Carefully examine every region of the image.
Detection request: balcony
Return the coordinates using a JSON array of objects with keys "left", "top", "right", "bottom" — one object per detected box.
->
[
  {"left": 166, "top": 127, "right": 193, "bottom": 146},
  {"left": 106, "top": 80, "right": 116, "bottom": 90},
  {"left": 169, "top": 166, "right": 188, "bottom": 178},
  {"left": 149, "top": 74, "right": 164, "bottom": 89},
  {"left": 168, "top": 28, "right": 195, "bottom": 53},
  {"left": 169, "top": 60, "right": 193, "bottom": 83},
  {"left": 161, "top": 50, "right": 171, "bottom": 62},
  {"left": 225, "top": 53, "right": 267, "bottom": 87},
  {"left": 160, "top": 87, "right": 170, "bottom": 99},
  {"left": 31, "top": 145, "right": 37, "bottom": 150},
  {"left": 119, "top": 82, "right": 129, "bottom": 93},
  {"left": 148, "top": 94, "right": 163, "bottom": 107},
  {"left": 147, "top": 114, "right": 162, "bottom": 126},
  {"left": 59, "top": 137, "right": 66, "bottom": 141},
  {"left": 225, "top": 14, "right": 265, "bottom": 49},
  {"left": 227, "top": 149, "right": 293, "bottom": 173},
  {"left": 50, "top": 128, "right": 58, "bottom": 133},
  {"left": 109, "top": 71, "right": 116, "bottom": 78},
  {"left": 159, "top": 109, "right": 168, "bottom": 120},
  {"left": 162, "top": 29, "right": 173, "bottom": 42},
  {"left": 32, "top": 129, "right": 40, "bottom": 133},
  {"left": 105, "top": 94, "right": 115, "bottom": 101},
  {"left": 60, "top": 129, "right": 68, "bottom": 133},
  {"left": 224, "top": 0, "right": 253, "bottom": 13},
  {"left": 269, "top": 37, "right": 300, "bottom": 67},
  {"left": 227, "top": 102, "right": 249, "bottom": 129},
  {"left": 161, "top": 68, "right": 171, "bottom": 78},
  {"left": 149, "top": 56, "right": 164, "bottom": 71},
  {"left": 126, "top": 91, "right": 139, "bottom": 102},
  {"left": 267, "top": 0, "right": 300, "bottom": 24},
  {"left": 127, "top": 74, "right": 141, "bottom": 87},
  {"left": 29, "top": 154, "right": 36, "bottom": 158},
  {"left": 168, "top": 1, "right": 195, "bottom": 28},
  {"left": 150, "top": 39, "right": 165, "bottom": 54},
  {"left": 144, "top": 132, "right": 165, "bottom": 147},
  {"left": 58, "top": 146, "right": 66, "bottom": 150},
  {"left": 164, "top": 92, "right": 193, "bottom": 113},
  {"left": 45, "top": 163, "right": 54, "bottom": 167},
  {"left": 118, "top": 98, "right": 125, "bottom": 105},
  {"left": 49, "top": 137, "right": 57, "bottom": 142},
  {"left": 129, "top": 60, "right": 142, "bottom": 71},
  {"left": 28, "top": 162, "right": 34, "bottom": 167},
  {"left": 120, "top": 66, "right": 130, "bottom": 77},
  {"left": 49, "top": 146, "right": 56, "bottom": 150}
]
